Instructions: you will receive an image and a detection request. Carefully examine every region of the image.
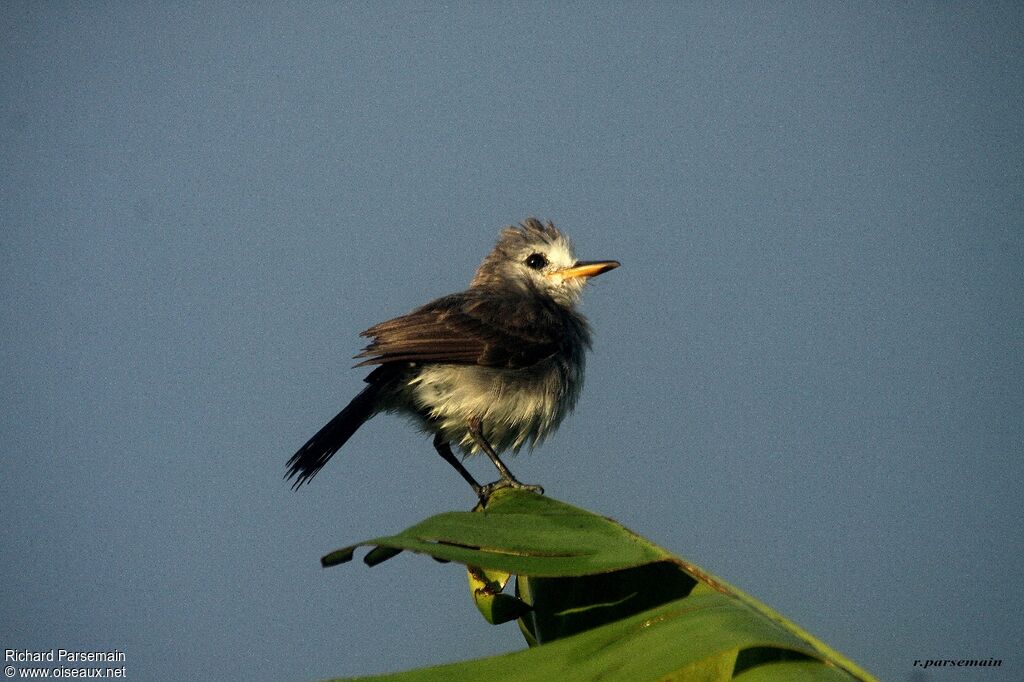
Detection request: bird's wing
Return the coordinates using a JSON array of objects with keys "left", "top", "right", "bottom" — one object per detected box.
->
[{"left": 354, "top": 292, "right": 563, "bottom": 369}]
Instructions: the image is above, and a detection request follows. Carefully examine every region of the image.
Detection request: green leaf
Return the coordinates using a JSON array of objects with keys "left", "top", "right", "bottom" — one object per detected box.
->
[
  {"left": 322, "top": 488, "right": 671, "bottom": 576},
  {"left": 321, "top": 489, "right": 877, "bottom": 682},
  {"left": 732, "top": 660, "right": 858, "bottom": 681},
  {"left": 515, "top": 560, "right": 698, "bottom": 644},
  {"left": 330, "top": 594, "right": 859, "bottom": 681},
  {"left": 467, "top": 565, "right": 531, "bottom": 625}
]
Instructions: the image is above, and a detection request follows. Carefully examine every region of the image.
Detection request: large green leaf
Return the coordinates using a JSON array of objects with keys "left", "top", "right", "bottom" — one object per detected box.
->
[
  {"left": 330, "top": 594, "right": 863, "bottom": 682},
  {"left": 322, "top": 488, "right": 671, "bottom": 576},
  {"left": 322, "top": 489, "right": 876, "bottom": 681}
]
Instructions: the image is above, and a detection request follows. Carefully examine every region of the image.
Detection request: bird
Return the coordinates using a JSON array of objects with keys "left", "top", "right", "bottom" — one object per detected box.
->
[{"left": 286, "top": 218, "right": 619, "bottom": 499}]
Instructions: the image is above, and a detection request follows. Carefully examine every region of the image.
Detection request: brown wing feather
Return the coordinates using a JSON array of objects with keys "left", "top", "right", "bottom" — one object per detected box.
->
[{"left": 354, "top": 291, "right": 564, "bottom": 369}]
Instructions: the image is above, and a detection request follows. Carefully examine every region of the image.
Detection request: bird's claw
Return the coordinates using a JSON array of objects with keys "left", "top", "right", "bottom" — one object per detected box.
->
[{"left": 476, "top": 479, "right": 545, "bottom": 501}]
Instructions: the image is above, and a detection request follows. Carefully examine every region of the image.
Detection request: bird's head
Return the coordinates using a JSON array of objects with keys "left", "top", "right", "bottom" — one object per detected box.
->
[{"left": 471, "top": 218, "right": 619, "bottom": 307}]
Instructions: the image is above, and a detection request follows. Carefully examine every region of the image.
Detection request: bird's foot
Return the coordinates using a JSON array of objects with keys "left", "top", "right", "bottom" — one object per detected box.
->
[{"left": 476, "top": 478, "right": 545, "bottom": 501}]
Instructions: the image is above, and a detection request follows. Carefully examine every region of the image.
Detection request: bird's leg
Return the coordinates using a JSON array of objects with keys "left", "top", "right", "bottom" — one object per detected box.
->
[
  {"left": 433, "top": 433, "right": 484, "bottom": 497},
  {"left": 468, "top": 417, "right": 544, "bottom": 496}
]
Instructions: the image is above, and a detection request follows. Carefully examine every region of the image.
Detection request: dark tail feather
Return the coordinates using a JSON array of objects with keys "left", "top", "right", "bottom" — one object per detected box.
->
[{"left": 286, "top": 383, "right": 379, "bottom": 489}]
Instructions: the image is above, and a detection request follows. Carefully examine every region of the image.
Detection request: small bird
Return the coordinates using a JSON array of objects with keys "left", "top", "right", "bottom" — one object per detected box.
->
[{"left": 286, "top": 218, "right": 619, "bottom": 499}]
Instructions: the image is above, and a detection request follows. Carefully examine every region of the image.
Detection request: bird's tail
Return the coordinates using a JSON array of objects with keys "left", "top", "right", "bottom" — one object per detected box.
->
[{"left": 286, "top": 382, "right": 380, "bottom": 489}]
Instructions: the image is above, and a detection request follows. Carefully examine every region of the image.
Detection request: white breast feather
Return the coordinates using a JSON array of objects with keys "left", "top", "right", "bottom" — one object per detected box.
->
[{"left": 404, "top": 356, "right": 584, "bottom": 455}]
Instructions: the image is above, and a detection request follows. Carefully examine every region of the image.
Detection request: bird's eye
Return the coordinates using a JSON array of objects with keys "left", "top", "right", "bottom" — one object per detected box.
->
[{"left": 525, "top": 253, "right": 548, "bottom": 270}]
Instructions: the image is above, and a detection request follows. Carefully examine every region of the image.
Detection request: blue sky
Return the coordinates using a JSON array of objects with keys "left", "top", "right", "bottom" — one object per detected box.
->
[{"left": 2, "top": 4, "right": 1022, "bottom": 681}]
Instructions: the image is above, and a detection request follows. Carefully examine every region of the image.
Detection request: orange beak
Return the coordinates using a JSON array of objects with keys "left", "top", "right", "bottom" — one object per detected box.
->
[{"left": 554, "top": 260, "right": 621, "bottom": 280}]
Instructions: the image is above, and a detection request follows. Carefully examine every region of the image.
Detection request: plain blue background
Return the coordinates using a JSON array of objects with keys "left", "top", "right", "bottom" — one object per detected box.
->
[{"left": 2, "top": 4, "right": 1021, "bottom": 681}]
